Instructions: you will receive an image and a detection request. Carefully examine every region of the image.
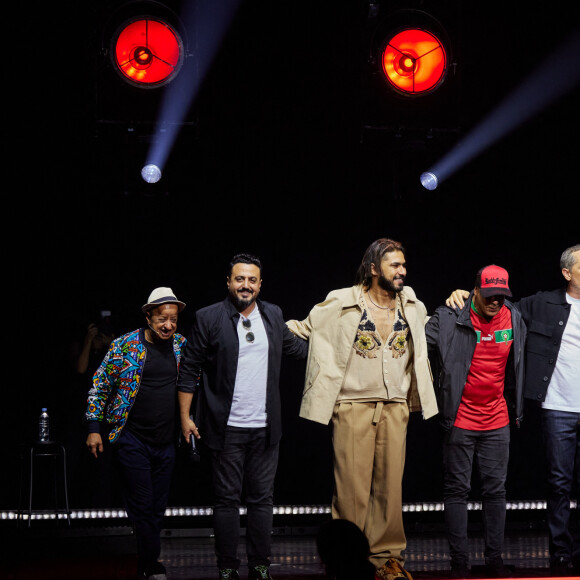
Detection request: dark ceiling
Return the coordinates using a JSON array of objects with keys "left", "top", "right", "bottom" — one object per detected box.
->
[{"left": 11, "top": 0, "right": 580, "bottom": 375}]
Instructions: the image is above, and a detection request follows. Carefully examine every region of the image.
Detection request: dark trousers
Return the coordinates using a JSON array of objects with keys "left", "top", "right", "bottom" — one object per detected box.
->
[
  {"left": 114, "top": 429, "right": 176, "bottom": 571},
  {"left": 210, "top": 426, "right": 279, "bottom": 570},
  {"left": 443, "top": 425, "right": 510, "bottom": 566},
  {"left": 542, "top": 409, "right": 580, "bottom": 565}
]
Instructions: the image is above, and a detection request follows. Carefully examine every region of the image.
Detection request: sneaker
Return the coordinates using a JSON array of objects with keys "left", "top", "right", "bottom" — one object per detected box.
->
[
  {"left": 449, "top": 564, "right": 470, "bottom": 579},
  {"left": 248, "top": 565, "right": 273, "bottom": 580},
  {"left": 138, "top": 560, "right": 167, "bottom": 580},
  {"left": 551, "top": 556, "right": 572, "bottom": 576},
  {"left": 375, "top": 558, "right": 413, "bottom": 580},
  {"left": 218, "top": 569, "right": 240, "bottom": 580},
  {"left": 485, "top": 559, "right": 513, "bottom": 578}
]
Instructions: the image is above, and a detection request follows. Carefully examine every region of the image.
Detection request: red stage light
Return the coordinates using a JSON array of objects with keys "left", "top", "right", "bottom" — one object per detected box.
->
[
  {"left": 381, "top": 28, "right": 447, "bottom": 94},
  {"left": 113, "top": 17, "right": 184, "bottom": 88}
]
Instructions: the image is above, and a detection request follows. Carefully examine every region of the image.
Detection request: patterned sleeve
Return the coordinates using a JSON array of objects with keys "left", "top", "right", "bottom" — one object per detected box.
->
[{"left": 85, "top": 339, "right": 119, "bottom": 423}]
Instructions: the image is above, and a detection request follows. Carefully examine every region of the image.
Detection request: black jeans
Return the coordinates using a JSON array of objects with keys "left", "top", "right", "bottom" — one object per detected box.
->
[
  {"left": 210, "top": 426, "right": 279, "bottom": 570},
  {"left": 113, "top": 429, "right": 175, "bottom": 572},
  {"left": 443, "top": 425, "right": 510, "bottom": 566},
  {"left": 542, "top": 409, "right": 580, "bottom": 565}
]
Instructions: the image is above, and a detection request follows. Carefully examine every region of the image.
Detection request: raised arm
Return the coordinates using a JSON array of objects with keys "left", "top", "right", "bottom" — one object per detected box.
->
[{"left": 445, "top": 289, "right": 470, "bottom": 310}]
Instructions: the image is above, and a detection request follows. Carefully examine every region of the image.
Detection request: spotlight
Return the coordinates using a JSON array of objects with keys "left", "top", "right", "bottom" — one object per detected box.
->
[
  {"left": 113, "top": 16, "right": 184, "bottom": 88},
  {"left": 361, "top": 7, "right": 460, "bottom": 145},
  {"left": 420, "top": 171, "right": 438, "bottom": 190},
  {"left": 141, "top": 163, "right": 162, "bottom": 183},
  {"left": 381, "top": 28, "right": 448, "bottom": 95}
]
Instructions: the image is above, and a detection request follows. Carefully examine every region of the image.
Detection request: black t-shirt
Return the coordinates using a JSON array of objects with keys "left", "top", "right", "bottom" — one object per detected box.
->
[{"left": 126, "top": 329, "right": 178, "bottom": 445}]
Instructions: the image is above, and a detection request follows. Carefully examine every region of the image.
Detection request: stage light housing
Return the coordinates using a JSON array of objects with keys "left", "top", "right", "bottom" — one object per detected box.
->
[
  {"left": 360, "top": 7, "right": 461, "bottom": 148},
  {"left": 112, "top": 16, "right": 184, "bottom": 88},
  {"left": 381, "top": 28, "right": 448, "bottom": 95}
]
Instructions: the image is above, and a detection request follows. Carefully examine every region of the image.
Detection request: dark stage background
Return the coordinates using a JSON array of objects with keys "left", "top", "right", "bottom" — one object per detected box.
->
[{"left": 6, "top": 1, "right": 580, "bottom": 512}]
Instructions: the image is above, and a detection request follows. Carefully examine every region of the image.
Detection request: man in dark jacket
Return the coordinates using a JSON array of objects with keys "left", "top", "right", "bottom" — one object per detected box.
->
[
  {"left": 447, "top": 244, "right": 580, "bottom": 574},
  {"left": 426, "top": 265, "right": 526, "bottom": 579},
  {"left": 177, "top": 253, "right": 308, "bottom": 580}
]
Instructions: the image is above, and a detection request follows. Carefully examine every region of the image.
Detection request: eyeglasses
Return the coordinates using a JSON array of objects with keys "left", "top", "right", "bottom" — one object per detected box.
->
[{"left": 242, "top": 318, "right": 254, "bottom": 343}]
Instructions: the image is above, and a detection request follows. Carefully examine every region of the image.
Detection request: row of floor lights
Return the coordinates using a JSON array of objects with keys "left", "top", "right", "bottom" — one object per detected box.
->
[{"left": 4, "top": 501, "right": 574, "bottom": 521}]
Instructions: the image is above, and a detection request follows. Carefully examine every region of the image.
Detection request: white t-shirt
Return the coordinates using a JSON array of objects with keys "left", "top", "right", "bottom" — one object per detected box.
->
[
  {"left": 543, "top": 293, "right": 580, "bottom": 412},
  {"left": 227, "top": 306, "right": 270, "bottom": 428}
]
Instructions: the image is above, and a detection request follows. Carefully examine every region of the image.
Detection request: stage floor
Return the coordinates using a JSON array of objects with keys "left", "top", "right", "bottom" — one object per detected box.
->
[
  {"left": 160, "top": 530, "right": 574, "bottom": 579},
  {"left": 2, "top": 526, "right": 577, "bottom": 580}
]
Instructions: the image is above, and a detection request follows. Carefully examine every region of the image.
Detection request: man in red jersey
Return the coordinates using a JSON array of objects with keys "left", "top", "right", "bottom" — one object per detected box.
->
[{"left": 425, "top": 265, "right": 526, "bottom": 579}]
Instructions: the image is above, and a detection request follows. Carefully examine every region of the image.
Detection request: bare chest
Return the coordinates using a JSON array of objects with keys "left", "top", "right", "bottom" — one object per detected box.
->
[{"left": 369, "top": 308, "right": 394, "bottom": 341}]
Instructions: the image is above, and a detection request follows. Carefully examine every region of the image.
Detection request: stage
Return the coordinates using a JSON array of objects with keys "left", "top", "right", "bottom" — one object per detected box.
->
[{"left": 1, "top": 521, "right": 577, "bottom": 580}]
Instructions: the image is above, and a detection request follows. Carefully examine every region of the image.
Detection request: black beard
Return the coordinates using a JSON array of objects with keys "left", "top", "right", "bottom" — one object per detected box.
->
[
  {"left": 229, "top": 290, "right": 257, "bottom": 311},
  {"left": 378, "top": 274, "right": 404, "bottom": 293}
]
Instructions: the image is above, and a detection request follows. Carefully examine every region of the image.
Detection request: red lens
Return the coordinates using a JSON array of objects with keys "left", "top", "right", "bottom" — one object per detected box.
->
[
  {"left": 382, "top": 28, "right": 447, "bottom": 94},
  {"left": 114, "top": 18, "right": 183, "bottom": 87}
]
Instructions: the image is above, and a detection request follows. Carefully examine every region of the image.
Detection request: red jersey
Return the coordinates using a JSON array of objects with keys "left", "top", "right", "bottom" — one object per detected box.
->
[{"left": 454, "top": 303, "right": 513, "bottom": 431}]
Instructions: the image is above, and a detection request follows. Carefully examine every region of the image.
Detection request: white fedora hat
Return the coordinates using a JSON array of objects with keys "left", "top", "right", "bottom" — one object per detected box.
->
[{"left": 141, "top": 287, "right": 186, "bottom": 313}]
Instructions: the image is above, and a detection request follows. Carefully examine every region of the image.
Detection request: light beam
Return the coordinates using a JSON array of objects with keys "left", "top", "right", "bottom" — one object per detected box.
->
[
  {"left": 420, "top": 26, "right": 580, "bottom": 190},
  {"left": 143, "top": 0, "right": 242, "bottom": 182}
]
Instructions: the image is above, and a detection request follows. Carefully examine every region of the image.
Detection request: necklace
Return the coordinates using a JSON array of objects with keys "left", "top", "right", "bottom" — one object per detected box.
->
[{"left": 366, "top": 291, "right": 395, "bottom": 311}]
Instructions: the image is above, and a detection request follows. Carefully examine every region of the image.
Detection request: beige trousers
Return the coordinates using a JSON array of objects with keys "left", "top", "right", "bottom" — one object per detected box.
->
[{"left": 331, "top": 400, "right": 409, "bottom": 568}]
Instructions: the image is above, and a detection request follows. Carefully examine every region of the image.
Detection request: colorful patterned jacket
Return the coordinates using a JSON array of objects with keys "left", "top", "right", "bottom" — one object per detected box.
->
[{"left": 85, "top": 329, "right": 187, "bottom": 443}]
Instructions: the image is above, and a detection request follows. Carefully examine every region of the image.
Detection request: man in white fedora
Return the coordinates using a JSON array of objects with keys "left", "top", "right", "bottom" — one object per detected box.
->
[{"left": 85, "top": 287, "right": 187, "bottom": 580}]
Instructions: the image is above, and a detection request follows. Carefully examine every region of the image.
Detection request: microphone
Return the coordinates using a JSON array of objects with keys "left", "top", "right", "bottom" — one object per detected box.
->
[
  {"left": 188, "top": 415, "right": 200, "bottom": 463},
  {"left": 189, "top": 434, "right": 200, "bottom": 462},
  {"left": 147, "top": 322, "right": 163, "bottom": 338}
]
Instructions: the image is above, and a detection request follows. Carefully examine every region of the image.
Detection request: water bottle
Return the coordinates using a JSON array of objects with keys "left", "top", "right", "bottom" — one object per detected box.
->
[{"left": 39, "top": 408, "right": 50, "bottom": 442}]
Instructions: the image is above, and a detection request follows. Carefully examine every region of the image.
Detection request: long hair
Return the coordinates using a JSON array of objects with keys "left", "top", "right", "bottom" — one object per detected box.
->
[{"left": 354, "top": 238, "right": 405, "bottom": 288}]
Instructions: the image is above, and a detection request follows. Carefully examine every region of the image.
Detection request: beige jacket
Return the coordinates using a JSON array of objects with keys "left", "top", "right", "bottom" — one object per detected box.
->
[{"left": 287, "top": 285, "right": 438, "bottom": 425}]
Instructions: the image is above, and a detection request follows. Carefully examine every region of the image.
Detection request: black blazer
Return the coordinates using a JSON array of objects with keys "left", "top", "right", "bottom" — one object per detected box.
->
[{"left": 177, "top": 297, "right": 308, "bottom": 450}]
